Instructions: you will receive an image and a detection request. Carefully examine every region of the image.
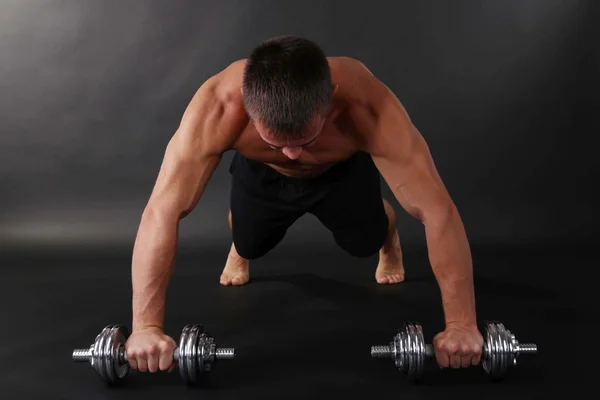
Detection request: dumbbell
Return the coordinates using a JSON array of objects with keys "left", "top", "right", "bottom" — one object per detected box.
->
[
  {"left": 72, "top": 324, "right": 235, "bottom": 385},
  {"left": 370, "top": 320, "right": 537, "bottom": 381}
]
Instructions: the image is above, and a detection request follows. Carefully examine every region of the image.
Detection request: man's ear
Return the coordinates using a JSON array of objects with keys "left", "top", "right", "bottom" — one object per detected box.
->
[{"left": 331, "top": 84, "right": 339, "bottom": 96}]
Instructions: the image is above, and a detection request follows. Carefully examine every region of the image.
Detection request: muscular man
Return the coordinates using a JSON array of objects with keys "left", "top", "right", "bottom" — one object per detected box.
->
[{"left": 126, "top": 36, "right": 483, "bottom": 375}]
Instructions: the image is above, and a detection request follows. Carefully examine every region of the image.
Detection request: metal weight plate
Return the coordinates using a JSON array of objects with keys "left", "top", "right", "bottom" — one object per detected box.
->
[
  {"left": 482, "top": 321, "right": 513, "bottom": 379},
  {"left": 199, "top": 332, "right": 216, "bottom": 373},
  {"left": 402, "top": 321, "right": 426, "bottom": 380},
  {"left": 92, "top": 325, "right": 130, "bottom": 384},
  {"left": 179, "top": 324, "right": 204, "bottom": 384}
]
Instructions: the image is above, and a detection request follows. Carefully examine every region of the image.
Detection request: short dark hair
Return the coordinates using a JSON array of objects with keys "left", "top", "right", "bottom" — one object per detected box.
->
[{"left": 242, "top": 35, "right": 332, "bottom": 139}]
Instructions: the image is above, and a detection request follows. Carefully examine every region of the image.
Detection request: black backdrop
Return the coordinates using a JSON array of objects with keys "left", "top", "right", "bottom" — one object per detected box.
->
[
  {"left": 0, "top": 0, "right": 597, "bottom": 397},
  {"left": 0, "top": 0, "right": 596, "bottom": 256}
]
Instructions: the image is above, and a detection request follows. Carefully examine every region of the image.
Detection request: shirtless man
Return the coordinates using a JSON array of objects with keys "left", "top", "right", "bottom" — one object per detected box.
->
[{"left": 126, "top": 36, "right": 484, "bottom": 376}]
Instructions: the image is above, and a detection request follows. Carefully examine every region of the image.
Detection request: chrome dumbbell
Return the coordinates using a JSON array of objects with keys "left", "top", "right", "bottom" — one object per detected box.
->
[
  {"left": 72, "top": 324, "right": 235, "bottom": 385},
  {"left": 370, "top": 321, "right": 537, "bottom": 381}
]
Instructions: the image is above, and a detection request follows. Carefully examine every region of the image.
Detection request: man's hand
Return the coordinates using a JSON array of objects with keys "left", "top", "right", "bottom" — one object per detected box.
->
[
  {"left": 126, "top": 326, "right": 178, "bottom": 373},
  {"left": 433, "top": 324, "right": 484, "bottom": 368}
]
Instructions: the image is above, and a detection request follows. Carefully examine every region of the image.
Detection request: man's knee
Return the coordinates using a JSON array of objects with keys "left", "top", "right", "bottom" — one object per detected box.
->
[
  {"left": 335, "top": 236, "right": 385, "bottom": 257},
  {"left": 233, "top": 239, "right": 269, "bottom": 260},
  {"left": 232, "top": 231, "right": 283, "bottom": 260},
  {"left": 234, "top": 247, "right": 265, "bottom": 260},
  {"left": 334, "top": 224, "right": 388, "bottom": 258},
  {"left": 331, "top": 202, "right": 391, "bottom": 258}
]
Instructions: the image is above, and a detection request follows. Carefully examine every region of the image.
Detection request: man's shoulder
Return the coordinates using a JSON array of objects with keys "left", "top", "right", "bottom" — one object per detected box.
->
[
  {"left": 328, "top": 56, "right": 373, "bottom": 74},
  {"left": 328, "top": 57, "right": 388, "bottom": 106},
  {"left": 177, "top": 60, "right": 249, "bottom": 153},
  {"left": 190, "top": 59, "right": 249, "bottom": 129},
  {"left": 203, "top": 59, "right": 247, "bottom": 104},
  {"left": 328, "top": 57, "right": 409, "bottom": 151}
]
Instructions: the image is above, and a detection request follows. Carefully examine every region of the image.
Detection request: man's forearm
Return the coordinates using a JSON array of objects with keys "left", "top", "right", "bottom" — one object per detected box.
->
[
  {"left": 425, "top": 203, "right": 477, "bottom": 327},
  {"left": 131, "top": 208, "right": 178, "bottom": 332}
]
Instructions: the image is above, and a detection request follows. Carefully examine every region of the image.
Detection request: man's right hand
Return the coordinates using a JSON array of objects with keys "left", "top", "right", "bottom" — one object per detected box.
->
[{"left": 125, "top": 327, "right": 178, "bottom": 373}]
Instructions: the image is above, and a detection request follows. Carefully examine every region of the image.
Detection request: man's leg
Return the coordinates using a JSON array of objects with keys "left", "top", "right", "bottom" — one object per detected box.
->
[
  {"left": 221, "top": 199, "right": 302, "bottom": 286},
  {"left": 375, "top": 198, "right": 405, "bottom": 284},
  {"left": 220, "top": 209, "right": 250, "bottom": 286},
  {"left": 309, "top": 152, "right": 406, "bottom": 285},
  {"left": 221, "top": 153, "right": 305, "bottom": 286}
]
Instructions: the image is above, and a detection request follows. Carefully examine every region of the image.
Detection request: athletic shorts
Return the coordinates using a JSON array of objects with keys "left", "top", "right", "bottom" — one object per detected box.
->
[{"left": 228, "top": 151, "right": 389, "bottom": 259}]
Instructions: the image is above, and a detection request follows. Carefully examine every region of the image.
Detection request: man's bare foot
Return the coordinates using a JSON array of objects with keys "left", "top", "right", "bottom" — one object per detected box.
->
[
  {"left": 375, "top": 255, "right": 405, "bottom": 284},
  {"left": 220, "top": 243, "right": 250, "bottom": 286}
]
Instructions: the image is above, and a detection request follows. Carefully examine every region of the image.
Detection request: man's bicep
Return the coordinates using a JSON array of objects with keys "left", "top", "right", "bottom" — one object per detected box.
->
[
  {"left": 144, "top": 77, "right": 245, "bottom": 219},
  {"left": 146, "top": 131, "right": 222, "bottom": 219}
]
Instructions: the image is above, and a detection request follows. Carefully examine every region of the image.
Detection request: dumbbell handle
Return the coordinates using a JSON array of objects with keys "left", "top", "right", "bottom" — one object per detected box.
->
[
  {"left": 371, "top": 342, "right": 537, "bottom": 359},
  {"left": 72, "top": 345, "right": 235, "bottom": 364},
  {"left": 425, "top": 344, "right": 434, "bottom": 357},
  {"left": 370, "top": 344, "right": 434, "bottom": 359}
]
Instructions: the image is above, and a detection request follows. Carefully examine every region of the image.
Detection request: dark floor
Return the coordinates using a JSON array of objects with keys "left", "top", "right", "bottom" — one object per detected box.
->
[{"left": 0, "top": 242, "right": 590, "bottom": 399}]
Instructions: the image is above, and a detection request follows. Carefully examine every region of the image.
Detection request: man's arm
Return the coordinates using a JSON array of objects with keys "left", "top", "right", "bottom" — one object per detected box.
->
[
  {"left": 131, "top": 79, "right": 245, "bottom": 332},
  {"left": 362, "top": 83, "right": 476, "bottom": 328}
]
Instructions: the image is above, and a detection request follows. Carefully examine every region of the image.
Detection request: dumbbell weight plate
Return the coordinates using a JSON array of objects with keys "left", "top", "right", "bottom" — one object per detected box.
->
[
  {"left": 92, "top": 325, "right": 129, "bottom": 383},
  {"left": 482, "top": 321, "right": 514, "bottom": 379},
  {"left": 369, "top": 321, "right": 429, "bottom": 380},
  {"left": 179, "top": 324, "right": 199, "bottom": 384},
  {"left": 178, "top": 324, "right": 220, "bottom": 385},
  {"left": 397, "top": 321, "right": 427, "bottom": 380}
]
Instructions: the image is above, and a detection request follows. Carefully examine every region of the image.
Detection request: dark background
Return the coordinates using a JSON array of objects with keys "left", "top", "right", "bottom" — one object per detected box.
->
[{"left": 0, "top": 0, "right": 596, "bottom": 399}]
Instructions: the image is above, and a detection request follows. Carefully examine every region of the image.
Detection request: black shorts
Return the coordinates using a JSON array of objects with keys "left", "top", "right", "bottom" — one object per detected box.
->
[{"left": 228, "top": 151, "right": 389, "bottom": 260}]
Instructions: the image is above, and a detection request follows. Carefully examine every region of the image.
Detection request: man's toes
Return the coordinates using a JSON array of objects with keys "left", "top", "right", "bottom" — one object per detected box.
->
[
  {"left": 220, "top": 275, "right": 231, "bottom": 285},
  {"left": 231, "top": 276, "right": 242, "bottom": 285},
  {"left": 376, "top": 273, "right": 404, "bottom": 284}
]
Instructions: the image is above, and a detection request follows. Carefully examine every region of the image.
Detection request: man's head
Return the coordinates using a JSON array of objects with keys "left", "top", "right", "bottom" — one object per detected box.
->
[{"left": 242, "top": 35, "right": 334, "bottom": 159}]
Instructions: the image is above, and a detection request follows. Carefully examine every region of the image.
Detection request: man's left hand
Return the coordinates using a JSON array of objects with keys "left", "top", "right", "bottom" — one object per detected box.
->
[{"left": 433, "top": 324, "right": 484, "bottom": 368}]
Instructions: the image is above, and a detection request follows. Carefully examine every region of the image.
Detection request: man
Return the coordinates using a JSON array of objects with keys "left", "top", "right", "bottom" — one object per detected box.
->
[{"left": 126, "top": 35, "right": 483, "bottom": 375}]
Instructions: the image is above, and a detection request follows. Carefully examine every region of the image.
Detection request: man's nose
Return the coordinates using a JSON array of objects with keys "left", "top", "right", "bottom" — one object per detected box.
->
[{"left": 282, "top": 146, "right": 303, "bottom": 160}]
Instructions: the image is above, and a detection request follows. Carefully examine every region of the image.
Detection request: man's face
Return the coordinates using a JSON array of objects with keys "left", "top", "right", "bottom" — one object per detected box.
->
[{"left": 255, "top": 116, "right": 326, "bottom": 160}]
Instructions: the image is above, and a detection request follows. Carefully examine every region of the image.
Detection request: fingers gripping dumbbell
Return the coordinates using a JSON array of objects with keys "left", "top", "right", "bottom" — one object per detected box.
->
[
  {"left": 370, "top": 321, "right": 537, "bottom": 381},
  {"left": 72, "top": 324, "right": 235, "bottom": 385}
]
